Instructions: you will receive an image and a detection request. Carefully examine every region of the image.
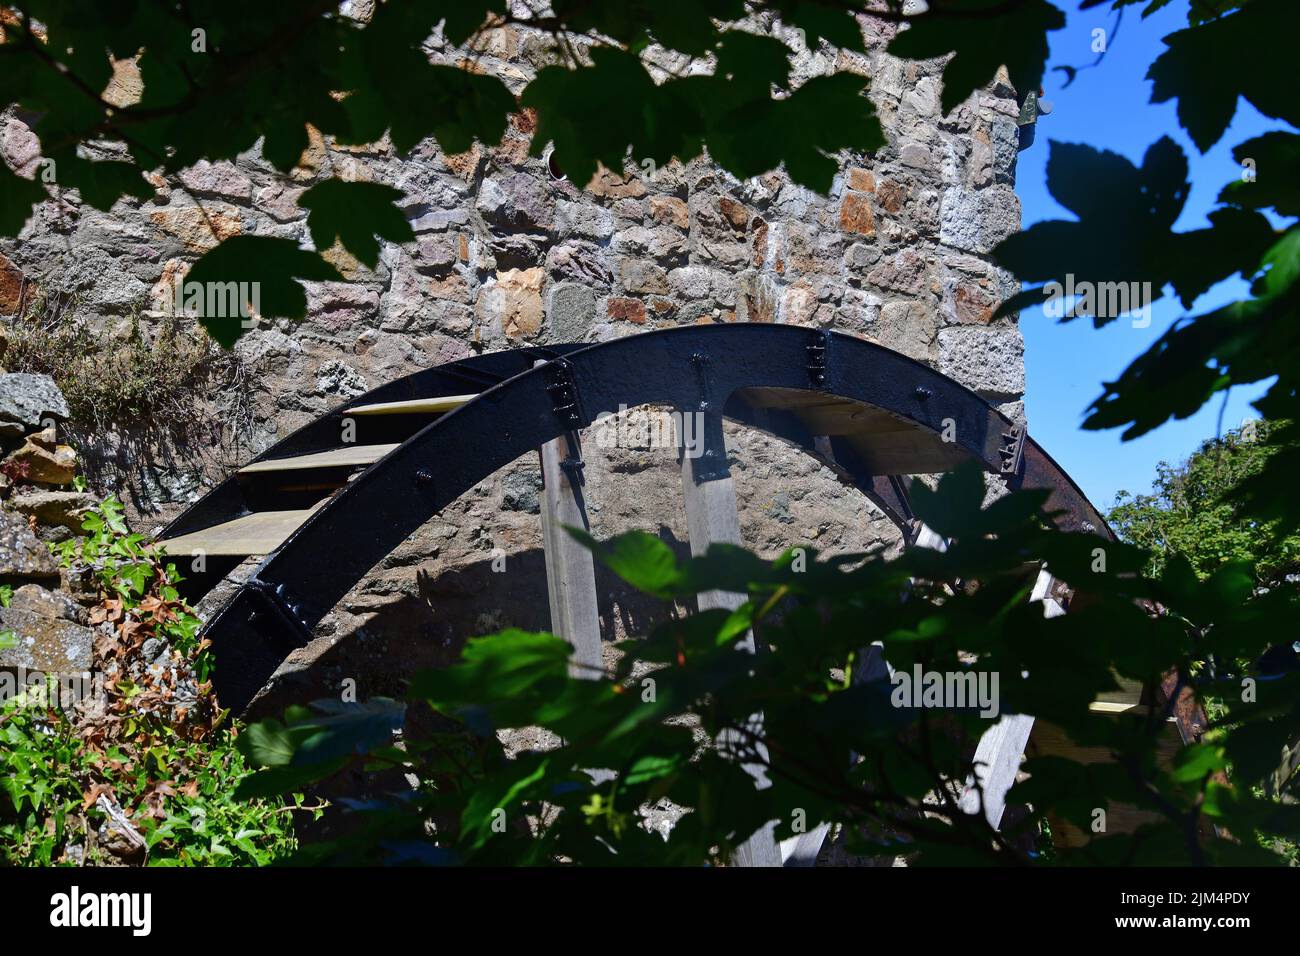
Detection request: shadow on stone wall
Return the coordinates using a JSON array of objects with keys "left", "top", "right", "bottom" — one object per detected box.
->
[
  {"left": 249, "top": 530, "right": 692, "bottom": 720},
  {"left": 244, "top": 530, "right": 696, "bottom": 852}
]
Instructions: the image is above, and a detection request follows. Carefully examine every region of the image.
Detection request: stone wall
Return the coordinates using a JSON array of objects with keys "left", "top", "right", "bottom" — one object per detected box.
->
[
  {"left": 0, "top": 373, "right": 97, "bottom": 681},
  {"left": 0, "top": 9, "right": 1025, "bottom": 701}
]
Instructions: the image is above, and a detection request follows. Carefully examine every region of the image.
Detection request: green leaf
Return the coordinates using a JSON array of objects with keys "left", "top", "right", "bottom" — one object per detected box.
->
[
  {"left": 410, "top": 629, "right": 572, "bottom": 717},
  {"left": 1169, "top": 742, "right": 1227, "bottom": 783},
  {"left": 569, "top": 528, "right": 683, "bottom": 597},
  {"left": 291, "top": 698, "right": 407, "bottom": 766},
  {"left": 1147, "top": 0, "right": 1300, "bottom": 153},
  {"left": 431, "top": 0, "right": 508, "bottom": 47},
  {"left": 713, "top": 31, "right": 795, "bottom": 93},
  {"left": 995, "top": 138, "right": 1273, "bottom": 320},
  {"left": 233, "top": 759, "right": 348, "bottom": 800},
  {"left": 339, "top": 4, "right": 514, "bottom": 155},
  {"left": 1221, "top": 131, "right": 1300, "bottom": 217},
  {"left": 888, "top": 0, "right": 1066, "bottom": 116},
  {"left": 0, "top": 164, "right": 47, "bottom": 236},
  {"left": 298, "top": 179, "right": 414, "bottom": 268},
  {"left": 1082, "top": 283, "right": 1295, "bottom": 441},
  {"left": 777, "top": 0, "right": 867, "bottom": 53},
  {"left": 183, "top": 236, "right": 343, "bottom": 346},
  {"left": 551, "top": 0, "right": 744, "bottom": 57},
  {"left": 771, "top": 72, "right": 883, "bottom": 191},
  {"left": 238, "top": 718, "right": 299, "bottom": 768},
  {"left": 46, "top": 151, "right": 152, "bottom": 211},
  {"left": 1259, "top": 229, "right": 1300, "bottom": 298},
  {"left": 524, "top": 47, "right": 692, "bottom": 191},
  {"left": 624, "top": 753, "right": 685, "bottom": 787},
  {"left": 461, "top": 753, "right": 552, "bottom": 849},
  {"left": 907, "top": 462, "right": 987, "bottom": 541}
]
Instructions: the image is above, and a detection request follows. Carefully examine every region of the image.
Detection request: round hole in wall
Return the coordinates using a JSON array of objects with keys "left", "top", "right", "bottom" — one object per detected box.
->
[{"left": 545, "top": 147, "right": 567, "bottom": 182}]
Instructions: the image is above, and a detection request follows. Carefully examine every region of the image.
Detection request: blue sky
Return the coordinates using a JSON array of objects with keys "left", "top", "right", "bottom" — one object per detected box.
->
[{"left": 1014, "top": 0, "right": 1275, "bottom": 510}]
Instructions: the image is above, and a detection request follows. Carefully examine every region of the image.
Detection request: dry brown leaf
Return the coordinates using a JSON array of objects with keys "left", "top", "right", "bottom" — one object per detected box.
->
[{"left": 81, "top": 782, "right": 114, "bottom": 811}]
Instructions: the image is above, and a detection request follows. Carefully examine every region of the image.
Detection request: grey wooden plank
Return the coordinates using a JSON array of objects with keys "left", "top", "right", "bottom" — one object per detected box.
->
[
  {"left": 538, "top": 430, "right": 603, "bottom": 679},
  {"left": 156, "top": 502, "right": 325, "bottom": 557},
  {"left": 680, "top": 436, "right": 782, "bottom": 867},
  {"left": 958, "top": 712, "right": 1036, "bottom": 828},
  {"left": 780, "top": 824, "right": 831, "bottom": 866},
  {"left": 238, "top": 443, "right": 398, "bottom": 474},
  {"left": 344, "top": 394, "right": 476, "bottom": 416},
  {"left": 680, "top": 452, "right": 753, "bottom": 637},
  {"left": 912, "top": 521, "right": 948, "bottom": 552},
  {"left": 957, "top": 567, "right": 1059, "bottom": 828}
]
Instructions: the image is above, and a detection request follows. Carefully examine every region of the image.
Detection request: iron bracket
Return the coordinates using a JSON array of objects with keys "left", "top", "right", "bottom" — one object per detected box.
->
[
  {"left": 543, "top": 358, "right": 585, "bottom": 430},
  {"left": 999, "top": 423, "right": 1026, "bottom": 478},
  {"left": 682, "top": 409, "right": 729, "bottom": 483},
  {"left": 679, "top": 352, "right": 730, "bottom": 482},
  {"left": 244, "top": 578, "right": 314, "bottom": 648},
  {"left": 559, "top": 432, "right": 586, "bottom": 488},
  {"left": 807, "top": 329, "right": 830, "bottom": 387},
  {"left": 689, "top": 350, "right": 716, "bottom": 412}
]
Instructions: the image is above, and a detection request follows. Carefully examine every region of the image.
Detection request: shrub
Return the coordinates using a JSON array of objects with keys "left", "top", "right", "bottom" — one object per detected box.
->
[
  {"left": 3, "top": 290, "right": 242, "bottom": 436},
  {"left": 0, "top": 497, "right": 313, "bottom": 865},
  {"left": 235, "top": 468, "right": 1300, "bottom": 866}
]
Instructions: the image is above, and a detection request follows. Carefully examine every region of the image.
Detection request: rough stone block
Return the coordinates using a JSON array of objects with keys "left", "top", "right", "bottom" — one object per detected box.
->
[
  {"left": 0, "top": 373, "right": 70, "bottom": 431},
  {"left": 148, "top": 204, "right": 242, "bottom": 252},
  {"left": 478, "top": 267, "right": 544, "bottom": 339},
  {"left": 938, "top": 324, "right": 1026, "bottom": 397},
  {"left": 867, "top": 248, "right": 930, "bottom": 296},
  {"left": 5, "top": 439, "right": 77, "bottom": 486},
  {"left": 875, "top": 300, "right": 937, "bottom": 361},
  {"left": 0, "top": 605, "right": 94, "bottom": 672},
  {"left": 839, "top": 193, "right": 876, "bottom": 236},
  {"left": 846, "top": 167, "right": 875, "bottom": 192},
  {"left": 178, "top": 160, "right": 254, "bottom": 202},
  {"left": 939, "top": 185, "right": 1021, "bottom": 254},
  {"left": 606, "top": 297, "right": 647, "bottom": 324},
  {"left": 0, "top": 252, "right": 27, "bottom": 315},
  {"left": 0, "top": 511, "right": 59, "bottom": 581},
  {"left": 477, "top": 172, "right": 555, "bottom": 231},
  {"left": 668, "top": 265, "right": 733, "bottom": 305},
  {"left": 586, "top": 168, "right": 646, "bottom": 199},
  {"left": 546, "top": 241, "right": 612, "bottom": 288},
  {"left": 619, "top": 260, "right": 669, "bottom": 296},
  {"left": 548, "top": 282, "right": 597, "bottom": 340},
  {"left": 556, "top": 200, "right": 614, "bottom": 240},
  {"left": 648, "top": 195, "right": 689, "bottom": 229},
  {"left": 9, "top": 490, "right": 96, "bottom": 531}
]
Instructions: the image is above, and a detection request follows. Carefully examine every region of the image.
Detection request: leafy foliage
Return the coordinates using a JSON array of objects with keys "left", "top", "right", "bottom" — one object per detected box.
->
[
  {"left": 53, "top": 495, "right": 212, "bottom": 678},
  {"left": 0, "top": 497, "right": 307, "bottom": 865},
  {"left": 0, "top": 703, "right": 299, "bottom": 866},
  {"left": 182, "top": 236, "right": 343, "bottom": 347},
  {"left": 1145, "top": 0, "right": 1299, "bottom": 151},
  {"left": 0, "top": 1, "right": 937, "bottom": 343},
  {"left": 887, "top": 0, "right": 1065, "bottom": 115},
  {"left": 1, "top": 0, "right": 1297, "bottom": 867},
  {"left": 985, "top": 4, "right": 1300, "bottom": 559},
  {"left": 1109, "top": 419, "right": 1300, "bottom": 586},
  {"left": 298, "top": 180, "right": 415, "bottom": 269},
  {"left": 238, "top": 467, "right": 1299, "bottom": 866},
  {"left": 995, "top": 137, "right": 1273, "bottom": 317}
]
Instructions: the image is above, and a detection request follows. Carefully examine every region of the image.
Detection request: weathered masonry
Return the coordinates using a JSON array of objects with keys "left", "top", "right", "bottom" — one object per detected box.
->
[{"left": 0, "top": 9, "right": 1026, "bottom": 707}]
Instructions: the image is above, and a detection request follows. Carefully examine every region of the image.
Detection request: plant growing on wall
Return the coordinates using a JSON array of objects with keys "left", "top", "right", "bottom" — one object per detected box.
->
[{"left": 0, "top": 497, "right": 310, "bottom": 865}]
